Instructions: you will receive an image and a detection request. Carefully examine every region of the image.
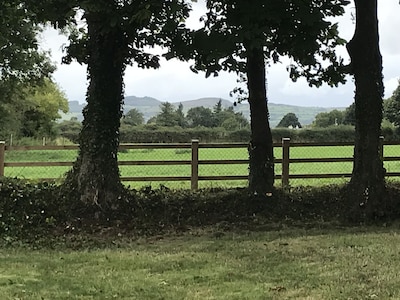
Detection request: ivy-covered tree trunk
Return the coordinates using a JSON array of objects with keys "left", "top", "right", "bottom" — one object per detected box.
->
[
  {"left": 246, "top": 46, "right": 274, "bottom": 195},
  {"left": 346, "top": 0, "right": 387, "bottom": 218},
  {"left": 66, "top": 14, "right": 125, "bottom": 207}
]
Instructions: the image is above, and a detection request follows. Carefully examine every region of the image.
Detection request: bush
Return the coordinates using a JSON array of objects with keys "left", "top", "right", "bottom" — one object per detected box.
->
[
  {"left": 0, "top": 178, "right": 66, "bottom": 237},
  {"left": 2, "top": 176, "right": 400, "bottom": 242}
]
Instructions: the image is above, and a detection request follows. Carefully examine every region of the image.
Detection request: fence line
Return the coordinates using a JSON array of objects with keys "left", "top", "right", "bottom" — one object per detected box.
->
[{"left": 1, "top": 138, "right": 400, "bottom": 190}]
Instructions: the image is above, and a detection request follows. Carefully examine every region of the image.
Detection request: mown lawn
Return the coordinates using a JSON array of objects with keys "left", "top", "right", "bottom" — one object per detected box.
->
[{"left": 1, "top": 226, "right": 400, "bottom": 299}]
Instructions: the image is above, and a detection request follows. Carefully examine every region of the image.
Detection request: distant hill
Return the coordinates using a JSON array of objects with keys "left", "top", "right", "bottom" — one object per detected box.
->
[{"left": 61, "top": 96, "right": 343, "bottom": 127}]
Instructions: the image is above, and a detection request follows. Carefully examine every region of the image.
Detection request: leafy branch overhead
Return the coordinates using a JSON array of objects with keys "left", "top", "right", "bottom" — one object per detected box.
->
[
  {"left": 175, "top": 0, "right": 349, "bottom": 87},
  {"left": 27, "top": 0, "right": 191, "bottom": 69}
]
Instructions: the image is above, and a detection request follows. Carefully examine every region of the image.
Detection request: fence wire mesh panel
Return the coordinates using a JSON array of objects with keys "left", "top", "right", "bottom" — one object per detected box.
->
[
  {"left": 383, "top": 144, "right": 400, "bottom": 183},
  {"left": 4, "top": 148, "right": 78, "bottom": 181},
  {"left": 287, "top": 145, "right": 354, "bottom": 187},
  {"left": 2, "top": 141, "right": 400, "bottom": 189},
  {"left": 197, "top": 145, "right": 249, "bottom": 189},
  {"left": 118, "top": 147, "right": 192, "bottom": 189}
]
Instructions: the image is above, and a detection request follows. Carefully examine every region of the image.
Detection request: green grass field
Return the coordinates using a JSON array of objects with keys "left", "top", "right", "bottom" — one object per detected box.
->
[
  {"left": 4, "top": 145, "right": 400, "bottom": 189},
  {"left": 1, "top": 226, "right": 400, "bottom": 299}
]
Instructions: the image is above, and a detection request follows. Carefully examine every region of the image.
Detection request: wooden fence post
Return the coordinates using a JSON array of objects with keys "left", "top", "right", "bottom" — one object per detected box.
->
[
  {"left": 282, "top": 138, "right": 290, "bottom": 188},
  {"left": 0, "top": 141, "right": 5, "bottom": 177},
  {"left": 191, "top": 139, "right": 199, "bottom": 190},
  {"left": 379, "top": 135, "right": 384, "bottom": 161}
]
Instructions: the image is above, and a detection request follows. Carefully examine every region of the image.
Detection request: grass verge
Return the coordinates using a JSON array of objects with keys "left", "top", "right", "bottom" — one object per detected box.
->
[{"left": 1, "top": 226, "right": 400, "bottom": 299}]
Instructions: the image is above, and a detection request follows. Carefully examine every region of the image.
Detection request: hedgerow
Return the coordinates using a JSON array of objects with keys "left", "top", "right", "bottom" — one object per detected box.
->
[{"left": 1, "top": 177, "right": 400, "bottom": 242}]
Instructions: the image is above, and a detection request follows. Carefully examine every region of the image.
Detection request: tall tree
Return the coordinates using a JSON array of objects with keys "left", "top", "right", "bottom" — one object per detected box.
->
[
  {"left": 176, "top": 103, "right": 188, "bottom": 128},
  {"left": 0, "top": 0, "right": 57, "bottom": 140},
  {"left": 122, "top": 108, "right": 145, "bottom": 126},
  {"left": 29, "top": 0, "right": 190, "bottom": 206},
  {"left": 0, "top": 1, "right": 55, "bottom": 83},
  {"left": 175, "top": 0, "right": 349, "bottom": 195},
  {"left": 186, "top": 106, "right": 215, "bottom": 127},
  {"left": 20, "top": 79, "right": 68, "bottom": 137},
  {"left": 346, "top": 0, "right": 387, "bottom": 217},
  {"left": 277, "top": 113, "right": 302, "bottom": 128},
  {"left": 155, "top": 102, "right": 180, "bottom": 126}
]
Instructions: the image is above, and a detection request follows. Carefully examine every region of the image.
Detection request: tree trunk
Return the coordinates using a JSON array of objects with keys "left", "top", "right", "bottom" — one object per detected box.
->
[
  {"left": 346, "top": 0, "right": 387, "bottom": 219},
  {"left": 65, "top": 14, "right": 125, "bottom": 208},
  {"left": 246, "top": 46, "right": 274, "bottom": 196}
]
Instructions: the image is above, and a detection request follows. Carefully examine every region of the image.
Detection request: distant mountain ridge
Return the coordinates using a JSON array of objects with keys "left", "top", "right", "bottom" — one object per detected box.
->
[{"left": 61, "top": 96, "right": 344, "bottom": 127}]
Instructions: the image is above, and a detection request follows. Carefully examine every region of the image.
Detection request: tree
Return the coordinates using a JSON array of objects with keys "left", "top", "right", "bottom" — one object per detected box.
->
[
  {"left": 55, "top": 117, "right": 82, "bottom": 143},
  {"left": 0, "top": 0, "right": 57, "bottom": 139},
  {"left": 0, "top": 79, "right": 68, "bottom": 139},
  {"left": 221, "top": 114, "right": 249, "bottom": 131},
  {"left": 176, "top": 103, "right": 188, "bottom": 128},
  {"left": 346, "top": 0, "right": 387, "bottom": 218},
  {"left": 186, "top": 106, "right": 215, "bottom": 127},
  {"left": 122, "top": 108, "right": 144, "bottom": 126},
  {"left": 178, "top": 0, "right": 349, "bottom": 195},
  {"left": 212, "top": 99, "right": 224, "bottom": 126},
  {"left": 313, "top": 110, "right": 344, "bottom": 127},
  {"left": 343, "top": 103, "right": 356, "bottom": 125},
  {"left": 20, "top": 79, "right": 69, "bottom": 137},
  {"left": 155, "top": 102, "right": 180, "bottom": 126},
  {"left": 30, "top": 0, "right": 191, "bottom": 206},
  {"left": 384, "top": 80, "right": 400, "bottom": 126},
  {"left": 277, "top": 113, "right": 302, "bottom": 128},
  {"left": 0, "top": 1, "right": 55, "bottom": 84}
]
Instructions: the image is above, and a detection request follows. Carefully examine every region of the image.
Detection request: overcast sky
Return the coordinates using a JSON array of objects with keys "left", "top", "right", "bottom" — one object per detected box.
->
[{"left": 39, "top": 0, "right": 400, "bottom": 108}]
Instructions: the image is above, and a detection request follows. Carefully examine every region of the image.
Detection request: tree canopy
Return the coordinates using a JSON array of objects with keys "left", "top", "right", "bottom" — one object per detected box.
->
[
  {"left": 277, "top": 113, "right": 302, "bottom": 128},
  {"left": 31, "top": 0, "right": 193, "bottom": 205},
  {"left": 384, "top": 80, "right": 400, "bottom": 127},
  {"left": 173, "top": 0, "right": 349, "bottom": 195}
]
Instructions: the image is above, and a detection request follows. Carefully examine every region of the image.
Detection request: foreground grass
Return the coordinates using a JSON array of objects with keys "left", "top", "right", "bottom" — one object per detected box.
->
[{"left": 1, "top": 226, "right": 400, "bottom": 299}]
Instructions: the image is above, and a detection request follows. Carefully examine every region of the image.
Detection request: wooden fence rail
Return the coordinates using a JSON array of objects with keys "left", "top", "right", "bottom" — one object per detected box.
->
[{"left": 1, "top": 138, "right": 400, "bottom": 190}]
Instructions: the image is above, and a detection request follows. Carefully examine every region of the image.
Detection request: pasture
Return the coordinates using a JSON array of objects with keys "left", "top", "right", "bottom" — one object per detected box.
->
[
  {"left": 3, "top": 144, "right": 400, "bottom": 189},
  {"left": 1, "top": 226, "right": 400, "bottom": 299}
]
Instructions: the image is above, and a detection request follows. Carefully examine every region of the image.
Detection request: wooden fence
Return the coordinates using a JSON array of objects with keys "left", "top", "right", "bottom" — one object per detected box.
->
[{"left": 1, "top": 138, "right": 400, "bottom": 190}]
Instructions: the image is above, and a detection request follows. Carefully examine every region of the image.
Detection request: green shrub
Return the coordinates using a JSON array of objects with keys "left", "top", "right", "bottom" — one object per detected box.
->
[{"left": 2, "top": 176, "right": 400, "bottom": 241}]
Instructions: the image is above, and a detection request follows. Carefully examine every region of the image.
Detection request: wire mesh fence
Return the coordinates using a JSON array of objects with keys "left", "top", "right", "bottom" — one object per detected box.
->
[{"left": 1, "top": 140, "right": 400, "bottom": 189}]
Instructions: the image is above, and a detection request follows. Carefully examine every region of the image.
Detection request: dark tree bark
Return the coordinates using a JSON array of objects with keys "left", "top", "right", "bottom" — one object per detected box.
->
[
  {"left": 346, "top": 0, "right": 387, "bottom": 218},
  {"left": 246, "top": 46, "right": 274, "bottom": 195},
  {"left": 65, "top": 13, "right": 126, "bottom": 207}
]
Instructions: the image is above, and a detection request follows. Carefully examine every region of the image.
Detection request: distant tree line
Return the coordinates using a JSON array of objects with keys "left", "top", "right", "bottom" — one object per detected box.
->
[{"left": 121, "top": 99, "right": 249, "bottom": 131}]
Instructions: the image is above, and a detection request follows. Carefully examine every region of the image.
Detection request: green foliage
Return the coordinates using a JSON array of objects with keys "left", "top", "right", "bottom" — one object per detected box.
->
[
  {"left": 118, "top": 126, "right": 370, "bottom": 143},
  {"left": 54, "top": 118, "right": 82, "bottom": 143},
  {"left": 312, "top": 109, "right": 344, "bottom": 127},
  {"left": 0, "top": 2, "right": 59, "bottom": 140},
  {"left": 176, "top": 103, "right": 188, "bottom": 128},
  {"left": 384, "top": 80, "right": 400, "bottom": 127},
  {"left": 183, "top": 0, "right": 349, "bottom": 87},
  {"left": 122, "top": 108, "right": 144, "bottom": 126},
  {"left": 0, "top": 1, "right": 55, "bottom": 83},
  {"left": 186, "top": 106, "right": 215, "bottom": 127},
  {"left": 153, "top": 102, "right": 180, "bottom": 126},
  {"left": 277, "top": 113, "right": 302, "bottom": 128},
  {"left": 0, "top": 79, "right": 68, "bottom": 139},
  {"left": 0, "top": 178, "right": 67, "bottom": 237},
  {"left": 120, "top": 126, "right": 227, "bottom": 143},
  {"left": 2, "top": 175, "right": 400, "bottom": 241},
  {"left": 343, "top": 103, "right": 356, "bottom": 125}
]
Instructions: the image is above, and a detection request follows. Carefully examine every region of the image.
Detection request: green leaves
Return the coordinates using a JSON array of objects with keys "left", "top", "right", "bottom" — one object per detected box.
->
[{"left": 186, "top": 0, "right": 350, "bottom": 87}]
